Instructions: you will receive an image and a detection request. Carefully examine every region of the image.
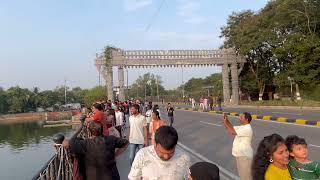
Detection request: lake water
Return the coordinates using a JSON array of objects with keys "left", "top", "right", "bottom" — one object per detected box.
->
[{"left": 0, "top": 121, "right": 75, "bottom": 180}]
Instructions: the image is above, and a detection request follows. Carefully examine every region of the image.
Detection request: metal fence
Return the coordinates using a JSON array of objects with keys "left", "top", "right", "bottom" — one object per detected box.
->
[{"left": 33, "top": 125, "right": 88, "bottom": 180}]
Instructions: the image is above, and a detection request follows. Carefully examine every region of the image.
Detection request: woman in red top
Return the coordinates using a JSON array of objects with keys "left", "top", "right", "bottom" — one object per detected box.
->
[{"left": 86, "top": 103, "right": 109, "bottom": 136}]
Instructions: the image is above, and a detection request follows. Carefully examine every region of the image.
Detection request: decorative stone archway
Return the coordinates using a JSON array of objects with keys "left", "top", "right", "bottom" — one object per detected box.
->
[{"left": 95, "top": 48, "right": 245, "bottom": 105}]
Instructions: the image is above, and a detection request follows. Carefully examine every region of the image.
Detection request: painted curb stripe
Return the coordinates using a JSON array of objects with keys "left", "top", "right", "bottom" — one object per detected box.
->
[
  {"left": 287, "top": 119, "right": 295, "bottom": 123},
  {"left": 262, "top": 116, "right": 271, "bottom": 121},
  {"left": 276, "top": 117, "right": 287, "bottom": 122},
  {"left": 277, "top": 117, "right": 287, "bottom": 122},
  {"left": 270, "top": 116, "right": 277, "bottom": 121},
  {"left": 257, "top": 115, "right": 264, "bottom": 119},
  {"left": 252, "top": 115, "right": 258, "bottom": 120},
  {"left": 230, "top": 112, "right": 238, "bottom": 116}
]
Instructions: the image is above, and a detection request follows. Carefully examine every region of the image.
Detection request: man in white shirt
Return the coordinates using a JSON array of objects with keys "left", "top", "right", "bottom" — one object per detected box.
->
[
  {"left": 222, "top": 112, "right": 253, "bottom": 180},
  {"left": 191, "top": 98, "right": 196, "bottom": 109},
  {"left": 145, "top": 105, "right": 153, "bottom": 125},
  {"left": 115, "top": 106, "right": 125, "bottom": 138},
  {"left": 129, "top": 104, "right": 148, "bottom": 165},
  {"left": 128, "top": 126, "right": 191, "bottom": 180}
]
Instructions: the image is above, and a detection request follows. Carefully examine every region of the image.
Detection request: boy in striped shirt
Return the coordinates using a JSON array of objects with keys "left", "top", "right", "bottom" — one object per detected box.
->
[{"left": 285, "top": 135, "right": 320, "bottom": 180}]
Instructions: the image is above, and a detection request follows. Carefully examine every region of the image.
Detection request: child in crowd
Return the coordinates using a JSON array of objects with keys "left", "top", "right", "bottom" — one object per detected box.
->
[{"left": 285, "top": 135, "right": 320, "bottom": 180}]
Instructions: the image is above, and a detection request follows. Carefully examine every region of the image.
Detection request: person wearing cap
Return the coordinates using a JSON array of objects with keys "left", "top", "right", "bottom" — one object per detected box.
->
[{"left": 189, "top": 162, "right": 220, "bottom": 180}]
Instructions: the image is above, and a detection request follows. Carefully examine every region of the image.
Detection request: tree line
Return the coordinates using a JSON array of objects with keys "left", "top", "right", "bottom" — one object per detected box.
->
[
  {"left": 220, "top": 0, "right": 320, "bottom": 101},
  {"left": 0, "top": 86, "right": 106, "bottom": 114},
  {"left": 0, "top": 72, "right": 223, "bottom": 114},
  {"left": 127, "top": 73, "right": 222, "bottom": 102}
]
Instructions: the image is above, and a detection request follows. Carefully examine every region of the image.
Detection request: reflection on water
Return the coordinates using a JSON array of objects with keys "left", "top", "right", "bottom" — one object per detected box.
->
[{"left": 0, "top": 121, "right": 75, "bottom": 180}]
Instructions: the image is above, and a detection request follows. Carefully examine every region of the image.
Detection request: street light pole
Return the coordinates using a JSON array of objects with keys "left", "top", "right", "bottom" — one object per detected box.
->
[{"left": 288, "top": 76, "right": 294, "bottom": 100}]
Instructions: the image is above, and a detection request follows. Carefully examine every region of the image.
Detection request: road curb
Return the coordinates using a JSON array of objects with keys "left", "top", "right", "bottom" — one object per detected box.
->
[{"left": 175, "top": 107, "right": 320, "bottom": 127}]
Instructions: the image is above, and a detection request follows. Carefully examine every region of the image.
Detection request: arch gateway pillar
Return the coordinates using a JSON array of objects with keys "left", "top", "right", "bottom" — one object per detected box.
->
[
  {"left": 222, "top": 63, "right": 230, "bottom": 104},
  {"left": 221, "top": 62, "right": 240, "bottom": 105},
  {"left": 95, "top": 48, "right": 244, "bottom": 104},
  {"left": 106, "top": 65, "right": 114, "bottom": 101},
  {"left": 231, "top": 63, "right": 239, "bottom": 105},
  {"left": 118, "top": 66, "right": 125, "bottom": 101}
]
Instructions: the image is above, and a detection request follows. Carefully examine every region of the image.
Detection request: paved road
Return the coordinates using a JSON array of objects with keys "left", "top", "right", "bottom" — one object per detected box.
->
[
  {"left": 176, "top": 104, "right": 320, "bottom": 121},
  {"left": 164, "top": 109, "right": 320, "bottom": 176}
]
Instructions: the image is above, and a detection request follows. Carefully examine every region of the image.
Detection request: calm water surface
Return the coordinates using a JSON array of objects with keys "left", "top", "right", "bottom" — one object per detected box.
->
[{"left": 0, "top": 121, "right": 75, "bottom": 180}]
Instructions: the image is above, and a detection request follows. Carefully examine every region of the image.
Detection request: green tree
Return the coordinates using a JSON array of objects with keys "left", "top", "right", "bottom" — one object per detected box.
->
[
  {"left": 38, "top": 90, "right": 60, "bottom": 107},
  {"left": 180, "top": 73, "right": 223, "bottom": 99},
  {"left": 221, "top": 0, "right": 320, "bottom": 100},
  {"left": 83, "top": 86, "right": 106, "bottom": 106},
  {"left": 70, "top": 87, "right": 88, "bottom": 104},
  {"left": 127, "top": 73, "right": 166, "bottom": 100},
  {"left": 0, "top": 87, "right": 8, "bottom": 113},
  {"left": 6, "top": 86, "right": 33, "bottom": 113}
]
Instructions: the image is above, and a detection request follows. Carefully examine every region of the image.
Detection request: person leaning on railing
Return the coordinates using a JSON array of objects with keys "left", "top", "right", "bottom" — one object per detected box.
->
[{"left": 62, "top": 121, "right": 129, "bottom": 180}]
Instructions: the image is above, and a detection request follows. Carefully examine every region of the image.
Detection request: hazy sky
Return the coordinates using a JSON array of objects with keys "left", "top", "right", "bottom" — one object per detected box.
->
[{"left": 0, "top": 0, "right": 268, "bottom": 90}]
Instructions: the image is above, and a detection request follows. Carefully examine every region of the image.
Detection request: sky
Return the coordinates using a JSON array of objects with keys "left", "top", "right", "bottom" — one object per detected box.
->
[{"left": 0, "top": 0, "right": 269, "bottom": 90}]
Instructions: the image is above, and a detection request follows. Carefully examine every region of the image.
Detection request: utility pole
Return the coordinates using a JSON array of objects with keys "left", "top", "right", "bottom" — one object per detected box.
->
[{"left": 288, "top": 77, "right": 294, "bottom": 100}]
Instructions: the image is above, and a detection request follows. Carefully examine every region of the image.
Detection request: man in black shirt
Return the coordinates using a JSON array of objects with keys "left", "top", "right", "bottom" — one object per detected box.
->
[
  {"left": 166, "top": 103, "right": 175, "bottom": 127},
  {"left": 63, "top": 121, "right": 129, "bottom": 180}
]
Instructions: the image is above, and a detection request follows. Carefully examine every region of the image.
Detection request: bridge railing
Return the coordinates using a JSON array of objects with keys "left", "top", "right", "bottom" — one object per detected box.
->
[{"left": 32, "top": 125, "right": 87, "bottom": 180}]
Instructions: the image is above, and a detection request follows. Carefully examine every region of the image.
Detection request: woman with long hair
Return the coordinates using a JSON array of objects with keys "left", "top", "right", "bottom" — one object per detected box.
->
[
  {"left": 149, "top": 110, "right": 166, "bottom": 145},
  {"left": 252, "top": 134, "right": 291, "bottom": 180}
]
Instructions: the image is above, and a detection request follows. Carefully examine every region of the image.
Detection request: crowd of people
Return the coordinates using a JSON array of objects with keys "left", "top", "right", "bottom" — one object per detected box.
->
[
  {"left": 189, "top": 95, "right": 223, "bottom": 112},
  {"left": 59, "top": 99, "right": 319, "bottom": 180}
]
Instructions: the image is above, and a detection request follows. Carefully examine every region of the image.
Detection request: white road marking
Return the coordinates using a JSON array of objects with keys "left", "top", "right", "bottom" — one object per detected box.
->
[
  {"left": 178, "top": 142, "right": 239, "bottom": 180},
  {"left": 310, "top": 144, "right": 320, "bottom": 148},
  {"left": 272, "top": 112, "right": 302, "bottom": 116},
  {"left": 200, "top": 121, "right": 223, "bottom": 127}
]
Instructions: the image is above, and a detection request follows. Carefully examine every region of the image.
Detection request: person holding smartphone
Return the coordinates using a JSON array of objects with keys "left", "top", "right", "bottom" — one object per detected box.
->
[{"left": 222, "top": 112, "right": 253, "bottom": 180}]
